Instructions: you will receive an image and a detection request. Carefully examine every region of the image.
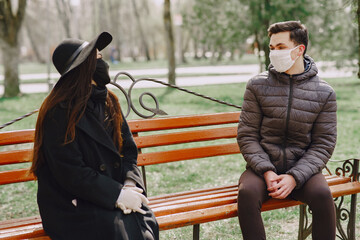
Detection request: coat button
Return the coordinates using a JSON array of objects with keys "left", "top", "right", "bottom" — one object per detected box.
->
[
  {"left": 99, "top": 164, "right": 106, "bottom": 171},
  {"left": 114, "top": 162, "right": 120, "bottom": 168}
]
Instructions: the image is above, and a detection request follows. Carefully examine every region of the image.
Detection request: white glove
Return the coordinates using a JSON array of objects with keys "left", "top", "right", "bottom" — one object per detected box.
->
[
  {"left": 124, "top": 179, "right": 136, "bottom": 187},
  {"left": 116, "top": 186, "right": 149, "bottom": 215}
]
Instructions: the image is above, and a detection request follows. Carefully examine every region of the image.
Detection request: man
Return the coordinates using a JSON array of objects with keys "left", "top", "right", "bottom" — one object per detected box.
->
[{"left": 237, "top": 21, "right": 337, "bottom": 240}]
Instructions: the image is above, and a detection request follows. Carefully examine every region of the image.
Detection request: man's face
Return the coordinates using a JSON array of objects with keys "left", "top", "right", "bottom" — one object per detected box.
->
[{"left": 269, "top": 31, "right": 303, "bottom": 60}]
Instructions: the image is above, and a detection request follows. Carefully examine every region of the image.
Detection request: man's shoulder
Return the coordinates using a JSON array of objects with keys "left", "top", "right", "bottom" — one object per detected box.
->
[
  {"left": 311, "top": 76, "right": 335, "bottom": 94},
  {"left": 248, "top": 71, "right": 269, "bottom": 86}
]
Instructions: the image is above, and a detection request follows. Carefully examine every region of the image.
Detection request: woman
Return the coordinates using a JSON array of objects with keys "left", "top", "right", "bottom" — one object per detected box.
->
[{"left": 30, "top": 32, "right": 159, "bottom": 240}]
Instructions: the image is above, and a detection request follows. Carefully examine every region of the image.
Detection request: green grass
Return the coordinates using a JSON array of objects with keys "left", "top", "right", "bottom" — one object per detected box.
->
[{"left": 0, "top": 76, "right": 359, "bottom": 239}]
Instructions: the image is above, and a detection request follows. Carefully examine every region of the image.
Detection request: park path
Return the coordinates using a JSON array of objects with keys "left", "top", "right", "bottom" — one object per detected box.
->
[{"left": 0, "top": 63, "right": 354, "bottom": 95}]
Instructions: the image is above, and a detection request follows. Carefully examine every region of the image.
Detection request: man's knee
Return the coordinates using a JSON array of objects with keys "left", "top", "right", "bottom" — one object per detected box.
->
[
  {"left": 307, "top": 185, "right": 333, "bottom": 208},
  {"left": 238, "top": 183, "right": 263, "bottom": 208}
]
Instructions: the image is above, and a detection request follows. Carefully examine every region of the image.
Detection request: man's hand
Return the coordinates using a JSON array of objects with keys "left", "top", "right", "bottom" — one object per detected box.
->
[
  {"left": 263, "top": 170, "right": 279, "bottom": 191},
  {"left": 267, "top": 174, "right": 296, "bottom": 199}
]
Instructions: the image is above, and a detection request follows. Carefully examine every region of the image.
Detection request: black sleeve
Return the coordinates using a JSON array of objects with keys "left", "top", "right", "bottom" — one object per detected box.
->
[{"left": 120, "top": 113, "right": 146, "bottom": 195}]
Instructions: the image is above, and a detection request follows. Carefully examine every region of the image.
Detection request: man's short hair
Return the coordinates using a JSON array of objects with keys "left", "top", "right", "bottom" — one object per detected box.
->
[{"left": 268, "top": 20, "right": 308, "bottom": 55}]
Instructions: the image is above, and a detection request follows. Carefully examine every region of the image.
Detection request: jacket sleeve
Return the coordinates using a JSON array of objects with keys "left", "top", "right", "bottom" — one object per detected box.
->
[
  {"left": 287, "top": 90, "right": 337, "bottom": 188},
  {"left": 120, "top": 114, "right": 146, "bottom": 195},
  {"left": 237, "top": 79, "right": 276, "bottom": 176},
  {"left": 42, "top": 108, "right": 122, "bottom": 210}
]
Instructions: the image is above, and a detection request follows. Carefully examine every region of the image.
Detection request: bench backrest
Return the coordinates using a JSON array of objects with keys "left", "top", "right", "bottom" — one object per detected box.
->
[{"left": 0, "top": 112, "right": 241, "bottom": 186}]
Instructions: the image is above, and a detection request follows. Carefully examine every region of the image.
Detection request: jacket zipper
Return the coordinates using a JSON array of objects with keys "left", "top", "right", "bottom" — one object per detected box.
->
[{"left": 283, "top": 76, "right": 294, "bottom": 172}]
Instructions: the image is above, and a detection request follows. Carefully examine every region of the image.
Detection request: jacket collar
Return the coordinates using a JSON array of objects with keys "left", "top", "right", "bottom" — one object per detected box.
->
[
  {"left": 76, "top": 109, "right": 120, "bottom": 157},
  {"left": 268, "top": 55, "right": 318, "bottom": 84}
]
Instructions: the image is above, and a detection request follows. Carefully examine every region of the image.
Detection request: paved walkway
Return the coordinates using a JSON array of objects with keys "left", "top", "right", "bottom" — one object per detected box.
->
[{"left": 0, "top": 63, "right": 355, "bottom": 95}]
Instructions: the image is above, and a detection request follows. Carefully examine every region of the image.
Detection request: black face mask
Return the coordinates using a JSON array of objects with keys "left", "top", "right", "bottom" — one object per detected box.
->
[{"left": 93, "top": 59, "right": 110, "bottom": 87}]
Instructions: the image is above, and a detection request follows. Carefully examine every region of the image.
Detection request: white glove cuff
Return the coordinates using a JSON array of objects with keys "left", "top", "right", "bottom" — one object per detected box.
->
[{"left": 124, "top": 179, "right": 136, "bottom": 187}]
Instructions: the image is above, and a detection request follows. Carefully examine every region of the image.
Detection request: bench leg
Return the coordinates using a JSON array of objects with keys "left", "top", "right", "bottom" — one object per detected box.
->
[
  {"left": 298, "top": 204, "right": 312, "bottom": 240},
  {"left": 193, "top": 224, "right": 200, "bottom": 240},
  {"left": 334, "top": 194, "right": 357, "bottom": 240},
  {"left": 348, "top": 193, "right": 357, "bottom": 240},
  {"left": 141, "top": 166, "right": 147, "bottom": 192}
]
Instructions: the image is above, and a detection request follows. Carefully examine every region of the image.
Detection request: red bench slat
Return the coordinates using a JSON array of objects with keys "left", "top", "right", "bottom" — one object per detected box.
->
[
  {"left": 0, "top": 149, "right": 33, "bottom": 165},
  {"left": 0, "top": 130, "right": 34, "bottom": 146},
  {"left": 134, "top": 126, "right": 237, "bottom": 148},
  {"left": 128, "top": 112, "right": 240, "bottom": 132},
  {"left": 137, "top": 142, "right": 240, "bottom": 166},
  {"left": 0, "top": 169, "right": 35, "bottom": 185}
]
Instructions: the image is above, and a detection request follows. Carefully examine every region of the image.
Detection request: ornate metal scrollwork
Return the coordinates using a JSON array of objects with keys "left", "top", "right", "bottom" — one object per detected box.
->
[
  {"left": 334, "top": 196, "right": 351, "bottom": 240},
  {"left": 331, "top": 158, "right": 359, "bottom": 240},
  {"left": 334, "top": 159, "right": 355, "bottom": 178},
  {"left": 110, "top": 71, "right": 242, "bottom": 119}
]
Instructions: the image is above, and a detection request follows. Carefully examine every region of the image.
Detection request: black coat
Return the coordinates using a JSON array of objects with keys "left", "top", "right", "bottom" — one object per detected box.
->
[{"left": 36, "top": 102, "right": 159, "bottom": 240}]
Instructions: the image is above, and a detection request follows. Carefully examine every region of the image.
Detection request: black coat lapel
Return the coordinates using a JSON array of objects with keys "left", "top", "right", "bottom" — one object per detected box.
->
[{"left": 77, "top": 110, "right": 120, "bottom": 156}]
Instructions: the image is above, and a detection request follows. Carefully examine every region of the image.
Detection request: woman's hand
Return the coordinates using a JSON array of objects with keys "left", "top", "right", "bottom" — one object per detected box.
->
[{"left": 116, "top": 186, "right": 149, "bottom": 214}]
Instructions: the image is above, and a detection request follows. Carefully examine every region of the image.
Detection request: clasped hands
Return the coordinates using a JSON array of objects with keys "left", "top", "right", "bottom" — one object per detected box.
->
[
  {"left": 263, "top": 170, "right": 296, "bottom": 199},
  {"left": 116, "top": 181, "right": 149, "bottom": 215}
]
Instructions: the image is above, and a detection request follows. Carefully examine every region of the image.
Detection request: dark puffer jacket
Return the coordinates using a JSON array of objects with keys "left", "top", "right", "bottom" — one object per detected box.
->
[{"left": 237, "top": 56, "right": 337, "bottom": 188}]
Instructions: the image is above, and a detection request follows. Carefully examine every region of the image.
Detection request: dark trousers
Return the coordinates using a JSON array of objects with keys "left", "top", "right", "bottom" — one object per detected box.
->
[{"left": 237, "top": 169, "right": 336, "bottom": 240}]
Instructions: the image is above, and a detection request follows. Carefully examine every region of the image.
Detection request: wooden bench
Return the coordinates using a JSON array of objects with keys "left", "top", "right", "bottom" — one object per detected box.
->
[{"left": 1, "top": 112, "right": 359, "bottom": 239}]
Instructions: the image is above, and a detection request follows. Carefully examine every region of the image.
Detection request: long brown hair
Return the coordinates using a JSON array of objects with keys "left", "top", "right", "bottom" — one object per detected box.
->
[{"left": 30, "top": 49, "right": 123, "bottom": 176}]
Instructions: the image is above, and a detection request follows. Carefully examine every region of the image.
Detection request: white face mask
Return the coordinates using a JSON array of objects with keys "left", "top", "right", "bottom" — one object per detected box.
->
[{"left": 269, "top": 45, "right": 300, "bottom": 73}]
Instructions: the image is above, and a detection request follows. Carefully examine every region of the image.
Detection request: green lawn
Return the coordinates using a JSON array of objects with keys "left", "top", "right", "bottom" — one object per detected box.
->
[{"left": 0, "top": 77, "right": 359, "bottom": 239}]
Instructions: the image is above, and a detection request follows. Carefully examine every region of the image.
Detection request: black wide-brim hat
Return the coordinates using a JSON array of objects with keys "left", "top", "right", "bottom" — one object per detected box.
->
[{"left": 52, "top": 32, "right": 112, "bottom": 86}]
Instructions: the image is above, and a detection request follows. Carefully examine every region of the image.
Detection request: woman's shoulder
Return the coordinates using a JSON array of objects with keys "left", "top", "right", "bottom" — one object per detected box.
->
[
  {"left": 46, "top": 103, "right": 67, "bottom": 119},
  {"left": 42, "top": 103, "right": 70, "bottom": 131}
]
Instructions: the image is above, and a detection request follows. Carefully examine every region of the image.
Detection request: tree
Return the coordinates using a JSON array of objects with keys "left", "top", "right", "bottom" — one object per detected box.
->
[
  {"left": 357, "top": 0, "right": 360, "bottom": 77},
  {"left": 182, "top": 0, "right": 250, "bottom": 63},
  {"left": 24, "top": 0, "right": 47, "bottom": 63},
  {"left": 132, "top": 0, "right": 151, "bottom": 61},
  {"left": 105, "top": 0, "right": 123, "bottom": 62},
  {"left": 304, "top": 0, "right": 357, "bottom": 70},
  {"left": 0, "top": 0, "right": 27, "bottom": 98},
  {"left": 238, "top": 0, "right": 317, "bottom": 70},
  {"left": 55, "top": 0, "right": 73, "bottom": 38},
  {"left": 164, "top": 0, "right": 176, "bottom": 85}
]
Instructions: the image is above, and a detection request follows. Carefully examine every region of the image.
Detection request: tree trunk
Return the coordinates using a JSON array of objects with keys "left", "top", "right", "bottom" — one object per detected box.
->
[
  {"left": 216, "top": 45, "right": 224, "bottom": 62},
  {"left": 202, "top": 44, "right": 208, "bottom": 59},
  {"left": 132, "top": 0, "right": 151, "bottom": 61},
  {"left": 358, "top": 0, "right": 360, "bottom": 78},
  {"left": 0, "top": 0, "right": 27, "bottom": 97},
  {"left": 181, "top": 32, "right": 191, "bottom": 64},
  {"left": 55, "top": 0, "right": 72, "bottom": 38},
  {"left": 24, "top": 19, "right": 45, "bottom": 63},
  {"left": 152, "top": 36, "right": 158, "bottom": 60},
  {"left": 263, "top": 0, "right": 271, "bottom": 70},
  {"left": 107, "top": 0, "right": 122, "bottom": 62},
  {"left": 193, "top": 37, "right": 200, "bottom": 60},
  {"left": 263, "top": 41, "right": 270, "bottom": 70},
  {"left": 192, "top": 29, "right": 201, "bottom": 60},
  {"left": 1, "top": 43, "right": 20, "bottom": 97},
  {"left": 254, "top": 32, "right": 264, "bottom": 72},
  {"left": 163, "top": 0, "right": 176, "bottom": 85}
]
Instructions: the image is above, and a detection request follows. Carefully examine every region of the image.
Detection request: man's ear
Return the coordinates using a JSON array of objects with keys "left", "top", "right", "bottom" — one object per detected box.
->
[{"left": 299, "top": 45, "right": 306, "bottom": 56}]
